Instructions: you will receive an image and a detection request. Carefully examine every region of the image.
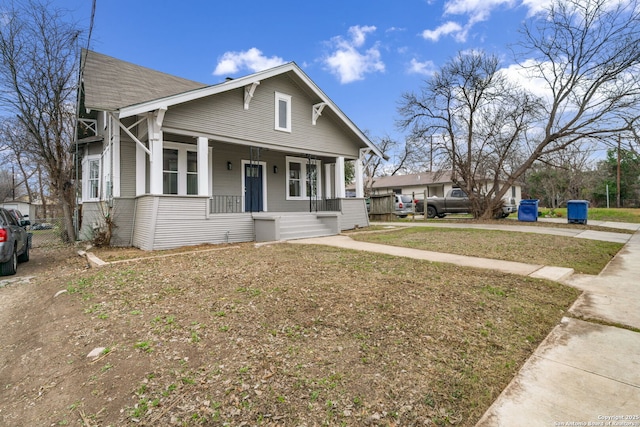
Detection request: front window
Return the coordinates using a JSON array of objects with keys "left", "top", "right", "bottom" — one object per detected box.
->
[
  {"left": 286, "top": 156, "right": 321, "bottom": 200},
  {"left": 275, "top": 92, "right": 292, "bottom": 132},
  {"left": 288, "top": 162, "right": 301, "bottom": 197},
  {"left": 89, "top": 159, "right": 100, "bottom": 199},
  {"left": 307, "top": 162, "right": 318, "bottom": 198},
  {"left": 83, "top": 155, "right": 101, "bottom": 201},
  {"left": 163, "top": 149, "right": 178, "bottom": 194},
  {"left": 187, "top": 151, "right": 198, "bottom": 195},
  {"left": 161, "top": 143, "right": 203, "bottom": 196}
]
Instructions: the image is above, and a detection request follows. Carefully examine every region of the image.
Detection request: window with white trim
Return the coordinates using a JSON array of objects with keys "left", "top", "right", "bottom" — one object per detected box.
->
[
  {"left": 162, "top": 143, "right": 200, "bottom": 195},
  {"left": 286, "top": 156, "right": 321, "bottom": 200},
  {"left": 275, "top": 92, "right": 292, "bottom": 132},
  {"left": 163, "top": 148, "right": 178, "bottom": 194},
  {"left": 186, "top": 151, "right": 198, "bottom": 195},
  {"left": 83, "top": 155, "right": 101, "bottom": 201},
  {"left": 89, "top": 159, "right": 100, "bottom": 199}
]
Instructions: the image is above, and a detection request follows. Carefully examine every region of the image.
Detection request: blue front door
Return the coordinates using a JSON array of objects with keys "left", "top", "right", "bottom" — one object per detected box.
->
[{"left": 244, "top": 164, "right": 263, "bottom": 212}]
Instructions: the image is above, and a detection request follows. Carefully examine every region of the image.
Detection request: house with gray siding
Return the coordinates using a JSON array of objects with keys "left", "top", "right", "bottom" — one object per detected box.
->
[{"left": 76, "top": 50, "right": 383, "bottom": 250}]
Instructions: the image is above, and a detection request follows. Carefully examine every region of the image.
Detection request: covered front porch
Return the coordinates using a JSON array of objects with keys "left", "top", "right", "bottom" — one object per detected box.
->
[
  {"left": 120, "top": 129, "right": 370, "bottom": 250},
  {"left": 127, "top": 194, "right": 367, "bottom": 251}
]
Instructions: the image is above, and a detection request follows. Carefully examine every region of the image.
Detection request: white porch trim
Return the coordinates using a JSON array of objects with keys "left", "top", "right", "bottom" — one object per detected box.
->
[
  {"left": 356, "top": 149, "right": 366, "bottom": 198},
  {"left": 111, "top": 115, "right": 121, "bottom": 198},
  {"left": 197, "top": 137, "right": 209, "bottom": 196},
  {"left": 148, "top": 110, "right": 166, "bottom": 195},
  {"left": 324, "top": 163, "right": 332, "bottom": 199},
  {"left": 335, "top": 156, "right": 346, "bottom": 198}
]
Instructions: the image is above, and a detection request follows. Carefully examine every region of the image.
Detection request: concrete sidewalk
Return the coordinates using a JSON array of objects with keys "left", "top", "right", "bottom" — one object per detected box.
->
[
  {"left": 289, "top": 221, "right": 640, "bottom": 426},
  {"left": 290, "top": 234, "right": 574, "bottom": 281},
  {"left": 373, "top": 218, "right": 639, "bottom": 244},
  {"left": 477, "top": 230, "right": 640, "bottom": 426}
]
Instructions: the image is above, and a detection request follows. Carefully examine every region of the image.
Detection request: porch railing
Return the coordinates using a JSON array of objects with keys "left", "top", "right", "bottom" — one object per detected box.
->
[
  {"left": 310, "top": 198, "right": 342, "bottom": 212},
  {"left": 209, "top": 196, "right": 343, "bottom": 214},
  {"left": 210, "top": 196, "right": 243, "bottom": 213}
]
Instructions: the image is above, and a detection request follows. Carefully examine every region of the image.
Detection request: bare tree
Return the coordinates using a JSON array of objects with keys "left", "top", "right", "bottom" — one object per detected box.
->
[
  {"left": 399, "top": 0, "right": 640, "bottom": 218},
  {"left": 360, "top": 135, "right": 416, "bottom": 195},
  {"left": 0, "top": 117, "right": 41, "bottom": 201},
  {"left": 399, "top": 50, "right": 542, "bottom": 217},
  {"left": 523, "top": 141, "right": 598, "bottom": 207},
  {"left": 0, "top": 168, "right": 14, "bottom": 201},
  {"left": 0, "top": 0, "right": 82, "bottom": 241}
]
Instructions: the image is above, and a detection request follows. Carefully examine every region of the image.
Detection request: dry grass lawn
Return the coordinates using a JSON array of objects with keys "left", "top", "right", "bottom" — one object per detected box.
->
[
  {"left": 1, "top": 242, "right": 580, "bottom": 426},
  {"left": 350, "top": 226, "right": 624, "bottom": 274}
]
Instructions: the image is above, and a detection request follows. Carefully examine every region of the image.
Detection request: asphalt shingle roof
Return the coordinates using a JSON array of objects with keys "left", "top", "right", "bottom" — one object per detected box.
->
[{"left": 81, "top": 49, "right": 208, "bottom": 111}]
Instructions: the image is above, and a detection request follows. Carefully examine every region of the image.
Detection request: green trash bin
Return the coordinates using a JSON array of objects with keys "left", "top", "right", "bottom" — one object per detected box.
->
[{"left": 567, "top": 200, "right": 589, "bottom": 224}]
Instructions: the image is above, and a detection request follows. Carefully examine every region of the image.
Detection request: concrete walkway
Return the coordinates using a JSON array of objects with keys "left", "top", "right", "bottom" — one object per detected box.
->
[{"left": 289, "top": 219, "right": 640, "bottom": 426}]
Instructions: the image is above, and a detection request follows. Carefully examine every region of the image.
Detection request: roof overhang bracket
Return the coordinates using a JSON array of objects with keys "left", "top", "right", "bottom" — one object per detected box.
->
[
  {"left": 150, "top": 107, "right": 167, "bottom": 141},
  {"left": 312, "top": 102, "right": 327, "bottom": 125},
  {"left": 244, "top": 81, "right": 260, "bottom": 110},
  {"left": 109, "top": 112, "right": 151, "bottom": 157}
]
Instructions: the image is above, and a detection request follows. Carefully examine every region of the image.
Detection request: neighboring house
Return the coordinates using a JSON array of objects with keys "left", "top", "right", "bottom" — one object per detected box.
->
[
  {"left": 76, "top": 50, "right": 383, "bottom": 250},
  {"left": 354, "top": 171, "right": 522, "bottom": 203},
  {"left": 0, "top": 200, "right": 34, "bottom": 220}
]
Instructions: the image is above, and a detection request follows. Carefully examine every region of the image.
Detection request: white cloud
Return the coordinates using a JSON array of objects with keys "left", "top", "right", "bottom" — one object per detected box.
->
[
  {"left": 421, "top": 0, "right": 553, "bottom": 43},
  {"left": 501, "top": 59, "right": 553, "bottom": 101},
  {"left": 324, "top": 25, "right": 385, "bottom": 84},
  {"left": 421, "top": 21, "right": 465, "bottom": 42},
  {"left": 408, "top": 58, "right": 437, "bottom": 76},
  {"left": 213, "top": 48, "right": 286, "bottom": 76},
  {"left": 520, "top": 0, "right": 553, "bottom": 16},
  {"left": 444, "top": 0, "right": 516, "bottom": 23},
  {"left": 348, "top": 25, "right": 376, "bottom": 47}
]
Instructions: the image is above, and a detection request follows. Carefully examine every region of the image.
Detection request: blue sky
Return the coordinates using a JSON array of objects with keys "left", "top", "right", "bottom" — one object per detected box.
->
[{"left": 59, "top": 0, "right": 552, "bottom": 144}]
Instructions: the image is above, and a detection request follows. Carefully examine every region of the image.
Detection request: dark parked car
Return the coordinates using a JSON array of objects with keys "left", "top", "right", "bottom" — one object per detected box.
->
[{"left": 0, "top": 207, "right": 31, "bottom": 276}]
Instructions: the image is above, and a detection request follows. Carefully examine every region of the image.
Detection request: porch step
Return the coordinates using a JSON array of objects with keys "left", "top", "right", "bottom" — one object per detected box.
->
[{"left": 278, "top": 215, "right": 335, "bottom": 240}]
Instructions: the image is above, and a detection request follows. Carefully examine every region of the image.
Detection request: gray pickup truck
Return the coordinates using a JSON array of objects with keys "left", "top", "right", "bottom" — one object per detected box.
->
[{"left": 416, "top": 189, "right": 517, "bottom": 219}]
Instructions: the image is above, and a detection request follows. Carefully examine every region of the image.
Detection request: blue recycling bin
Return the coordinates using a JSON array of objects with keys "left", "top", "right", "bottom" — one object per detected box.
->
[
  {"left": 518, "top": 199, "right": 539, "bottom": 222},
  {"left": 567, "top": 200, "right": 589, "bottom": 224}
]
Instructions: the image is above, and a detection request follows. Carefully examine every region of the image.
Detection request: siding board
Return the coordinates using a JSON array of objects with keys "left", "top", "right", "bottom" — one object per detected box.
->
[
  {"left": 163, "top": 75, "right": 362, "bottom": 158},
  {"left": 119, "top": 138, "right": 137, "bottom": 197},
  {"left": 132, "top": 196, "right": 155, "bottom": 250},
  {"left": 111, "top": 198, "right": 135, "bottom": 246},
  {"left": 340, "top": 198, "right": 369, "bottom": 230},
  {"left": 133, "top": 196, "right": 254, "bottom": 251}
]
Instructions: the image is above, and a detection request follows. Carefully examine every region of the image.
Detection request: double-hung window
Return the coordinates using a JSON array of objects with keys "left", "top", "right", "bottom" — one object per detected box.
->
[
  {"left": 186, "top": 151, "right": 198, "bottom": 195},
  {"left": 275, "top": 92, "right": 292, "bottom": 132},
  {"left": 162, "top": 143, "right": 200, "bottom": 195},
  {"left": 163, "top": 148, "right": 179, "bottom": 194},
  {"left": 83, "top": 155, "right": 101, "bottom": 201},
  {"left": 286, "top": 156, "right": 321, "bottom": 200}
]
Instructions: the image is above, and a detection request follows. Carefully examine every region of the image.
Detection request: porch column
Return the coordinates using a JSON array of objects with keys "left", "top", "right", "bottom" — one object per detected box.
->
[
  {"left": 111, "top": 115, "right": 121, "bottom": 198},
  {"left": 148, "top": 113, "right": 164, "bottom": 195},
  {"left": 324, "top": 164, "right": 332, "bottom": 198},
  {"left": 149, "top": 137, "right": 163, "bottom": 194},
  {"left": 355, "top": 151, "right": 364, "bottom": 198},
  {"left": 335, "top": 157, "right": 346, "bottom": 198},
  {"left": 197, "top": 136, "right": 209, "bottom": 196},
  {"left": 136, "top": 142, "right": 146, "bottom": 196}
]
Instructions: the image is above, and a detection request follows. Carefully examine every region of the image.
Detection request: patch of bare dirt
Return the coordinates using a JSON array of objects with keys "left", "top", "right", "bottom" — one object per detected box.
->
[{"left": 0, "top": 243, "right": 579, "bottom": 426}]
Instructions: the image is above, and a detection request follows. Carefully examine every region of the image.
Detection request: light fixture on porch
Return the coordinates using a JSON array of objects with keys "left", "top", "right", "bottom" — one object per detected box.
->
[
  {"left": 273, "top": 165, "right": 278, "bottom": 174},
  {"left": 227, "top": 161, "right": 232, "bottom": 170}
]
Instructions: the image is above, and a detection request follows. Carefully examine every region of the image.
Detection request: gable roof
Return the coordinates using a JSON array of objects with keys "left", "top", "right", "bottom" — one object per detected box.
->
[
  {"left": 81, "top": 50, "right": 208, "bottom": 112},
  {"left": 79, "top": 50, "right": 384, "bottom": 159}
]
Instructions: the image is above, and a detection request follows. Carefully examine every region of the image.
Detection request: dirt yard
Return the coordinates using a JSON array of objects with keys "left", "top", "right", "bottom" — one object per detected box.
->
[{"left": 0, "top": 242, "right": 580, "bottom": 426}]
